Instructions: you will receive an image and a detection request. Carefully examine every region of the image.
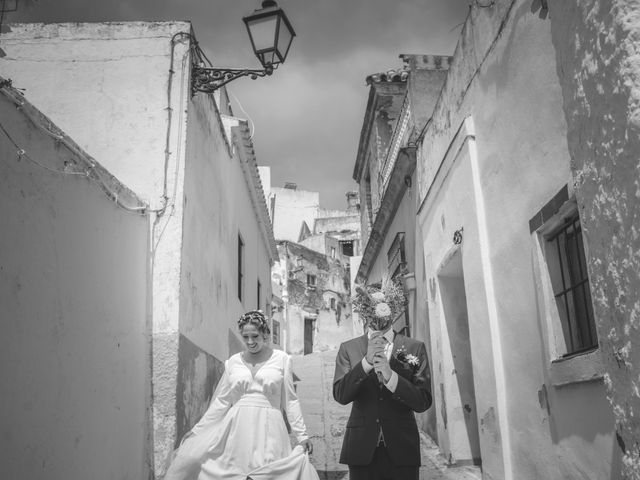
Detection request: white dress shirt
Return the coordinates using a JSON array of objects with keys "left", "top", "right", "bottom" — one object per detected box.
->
[{"left": 361, "top": 328, "right": 399, "bottom": 393}]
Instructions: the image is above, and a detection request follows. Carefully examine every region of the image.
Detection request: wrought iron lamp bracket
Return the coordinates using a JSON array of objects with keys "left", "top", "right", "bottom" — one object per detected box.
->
[{"left": 191, "top": 65, "right": 274, "bottom": 95}]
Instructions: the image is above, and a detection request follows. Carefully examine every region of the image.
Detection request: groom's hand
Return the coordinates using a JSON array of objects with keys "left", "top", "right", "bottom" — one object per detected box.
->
[
  {"left": 373, "top": 352, "right": 392, "bottom": 383},
  {"left": 365, "top": 333, "right": 385, "bottom": 364}
]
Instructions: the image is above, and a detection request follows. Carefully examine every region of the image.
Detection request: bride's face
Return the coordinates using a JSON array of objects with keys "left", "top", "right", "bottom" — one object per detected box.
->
[{"left": 241, "top": 324, "right": 268, "bottom": 354}]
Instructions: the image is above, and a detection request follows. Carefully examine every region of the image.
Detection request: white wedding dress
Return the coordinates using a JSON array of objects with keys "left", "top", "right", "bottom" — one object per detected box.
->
[{"left": 164, "top": 349, "right": 319, "bottom": 480}]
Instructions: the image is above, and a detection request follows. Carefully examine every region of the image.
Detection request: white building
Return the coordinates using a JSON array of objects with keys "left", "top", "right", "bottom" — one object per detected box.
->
[{"left": 0, "top": 22, "right": 277, "bottom": 478}]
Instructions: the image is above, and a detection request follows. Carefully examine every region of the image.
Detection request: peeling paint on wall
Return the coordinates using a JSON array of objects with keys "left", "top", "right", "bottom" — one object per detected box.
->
[
  {"left": 176, "top": 334, "right": 224, "bottom": 445},
  {"left": 549, "top": 1, "right": 640, "bottom": 477},
  {"left": 480, "top": 407, "right": 500, "bottom": 446}
]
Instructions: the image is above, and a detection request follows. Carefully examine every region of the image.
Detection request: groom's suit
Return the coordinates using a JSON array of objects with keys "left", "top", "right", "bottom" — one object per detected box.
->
[{"left": 333, "top": 331, "right": 431, "bottom": 477}]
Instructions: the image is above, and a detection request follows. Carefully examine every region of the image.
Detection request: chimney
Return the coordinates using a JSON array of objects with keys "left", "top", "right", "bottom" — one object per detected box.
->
[{"left": 346, "top": 191, "right": 360, "bottom": 213}]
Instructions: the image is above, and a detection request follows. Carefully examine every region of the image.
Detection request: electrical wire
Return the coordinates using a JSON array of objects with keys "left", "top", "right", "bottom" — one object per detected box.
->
[
  {"left": 152, "top": 42, "right": 189, "bottom": 256},
  {"left": 0, "top": 117, "right": 149, "bottom": 215},
  {"left": 230, "top": 89, "right": 255, "bottom": 139}
]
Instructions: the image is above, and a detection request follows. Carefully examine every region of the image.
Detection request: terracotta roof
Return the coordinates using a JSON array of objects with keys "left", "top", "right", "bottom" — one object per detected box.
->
[
  {"left": 399, "top": 54, "right": 454, "bottom": 71},
  {"left": 365, "top": 68, "right": 409, "bottom": 85}
]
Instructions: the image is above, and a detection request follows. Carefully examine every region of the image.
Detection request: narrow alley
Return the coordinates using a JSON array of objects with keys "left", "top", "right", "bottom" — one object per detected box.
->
[
  {"left": 292, "top": 350, "right": 481, "bottom": 480},
  {"left": 2, "top": 1, "right": 640, "bottom": 479}
]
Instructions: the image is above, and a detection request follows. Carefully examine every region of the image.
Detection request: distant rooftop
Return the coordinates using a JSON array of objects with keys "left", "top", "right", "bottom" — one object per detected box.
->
[{"left": 365, "top": 54, "right": 454, "bottom": 86}]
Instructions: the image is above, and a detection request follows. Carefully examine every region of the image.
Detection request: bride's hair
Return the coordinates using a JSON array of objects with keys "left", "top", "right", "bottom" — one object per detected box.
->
[{"left": 238, "top": 310, "right": 271, "bottom": 335}]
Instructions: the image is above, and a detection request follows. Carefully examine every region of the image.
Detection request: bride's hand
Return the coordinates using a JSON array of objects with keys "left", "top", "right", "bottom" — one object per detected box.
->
[{"left": 299, "top": 439, "right": 313, "bottom": 454}]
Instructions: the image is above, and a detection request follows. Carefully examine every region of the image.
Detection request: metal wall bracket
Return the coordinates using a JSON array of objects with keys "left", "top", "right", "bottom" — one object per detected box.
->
[{"left": 191, "top": 65, "right": 273, "bottom": 95}]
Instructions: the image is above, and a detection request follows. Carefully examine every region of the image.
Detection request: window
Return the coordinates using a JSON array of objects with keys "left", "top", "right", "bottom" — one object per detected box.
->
[
  {"left": 531, "top": 186, "right": 598, "bottom": 359},
  {"left": 257, "top": 279, "right": 261, "bottom": 310},
  {"left": 330, "top": 298, "right": 336, "bottom": 310},
  {"left": 331, "top": 247, "right": 336, "bottom": 259},
  {"left": 307, "top": 274, "right": 316, "bottom": 288},
  {"left": 387, "top": 232, "right": 406, "bottom": 278},
  {"left": 272, "top": 320, "right": 280, "bottom": 345},
  {"left": 340, "top": 240, "right": 354, "bottom": 257},
  {"left": 545, "top": 216, "right": 597, "bottom": 356},
  {"left": 296, "top": 256, "right": 303, "bottom": 267},
  {"left": 237, "top": 234, "right": 244, "bottom": 302}
]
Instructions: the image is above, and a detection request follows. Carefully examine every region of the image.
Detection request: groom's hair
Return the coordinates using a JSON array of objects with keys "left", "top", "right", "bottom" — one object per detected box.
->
[{"left": 238, "top": 310, "right": 271, "bottom": 335}]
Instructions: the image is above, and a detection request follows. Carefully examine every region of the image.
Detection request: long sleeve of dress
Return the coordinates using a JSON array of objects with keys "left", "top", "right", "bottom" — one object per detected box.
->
[{"left": 282, "top": 354, "right": 309, "bottom": 443}]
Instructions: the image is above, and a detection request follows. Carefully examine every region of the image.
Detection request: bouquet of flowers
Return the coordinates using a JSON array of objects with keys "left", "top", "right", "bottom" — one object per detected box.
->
[{"left": 352, "top": 276, "right": 406, "bottom": 331}]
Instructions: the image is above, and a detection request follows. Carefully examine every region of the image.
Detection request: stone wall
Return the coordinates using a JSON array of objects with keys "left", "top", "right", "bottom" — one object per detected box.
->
[
  {"left": 549, "top": 1, "right": 640, "bottom": 477},
  {"left": 415, "top": 1, "right": 621, "bottom": 478}
]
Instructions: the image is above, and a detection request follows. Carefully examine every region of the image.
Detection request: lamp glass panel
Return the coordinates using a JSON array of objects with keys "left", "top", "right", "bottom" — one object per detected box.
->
[
  {"left": 259, "top": 51, "right": 279, "bottom": 66},
  {"left": 246, "top": 15, "right": 278, "bottom": 53},
  {"left": 276, "top": 21, "right": 293, "bottom": 62}
]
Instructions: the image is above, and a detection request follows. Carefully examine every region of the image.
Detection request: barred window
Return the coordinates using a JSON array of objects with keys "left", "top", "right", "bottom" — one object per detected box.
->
[
  {"left": 272, "top": 320, "right": 280, "bottom": 345},
  {"left": 545, "top": 216, "right": 597, "bottom": 356}
]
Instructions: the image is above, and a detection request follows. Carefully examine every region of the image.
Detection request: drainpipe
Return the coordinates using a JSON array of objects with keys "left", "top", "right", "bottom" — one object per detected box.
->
[{"left": 282, "top": 242, "right": 289, "bottom": 353}]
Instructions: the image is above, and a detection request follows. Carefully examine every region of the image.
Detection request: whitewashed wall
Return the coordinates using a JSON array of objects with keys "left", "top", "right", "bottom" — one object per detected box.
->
[
  {"left": 0, "top": 91, "right": 150, "bottom": 480},
  {"left": 417, "top": 4, "right": 619, "bottom": 479}
]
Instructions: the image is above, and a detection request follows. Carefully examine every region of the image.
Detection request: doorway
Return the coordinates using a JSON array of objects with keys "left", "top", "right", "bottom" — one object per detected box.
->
[
  {"left": 304, "top": 318, "right": 315, "bottom": 355},
  {"left": 438, "top": 249, "right": 481, "bottom": 466}
]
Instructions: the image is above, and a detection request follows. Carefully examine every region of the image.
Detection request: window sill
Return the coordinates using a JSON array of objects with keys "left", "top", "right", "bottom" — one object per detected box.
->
[{"left": 548, "top": 348, "right": 604, "bottom": 387}]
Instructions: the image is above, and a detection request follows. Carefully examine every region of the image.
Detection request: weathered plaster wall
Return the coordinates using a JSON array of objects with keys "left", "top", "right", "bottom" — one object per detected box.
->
[
  {"left": 175, "top": 335, "right": 225, "bottom": 443},
  {"left": 279, "top": 242, "right": 353, "bottom": 355},
  {"left": 366, "top": 179, "right": 416, "bottom": 285},
  {"left": 0, "top": 22, "right": 191, "bottom": 208},
  {"left": 169, "top": 97, "right": 275, "bottom": 463},
  {"left": 413, "top": 197, "right": 438, "bottom": 441},
  {"left": 0, "top": 23, "right": 193, "bottom": 473},
  {"left": 548, "top": 2, "right": 640, "bottom": 477},
  {"left": 314, "top": 215, "right": 360, "bottom": 235},
  {"left": 0, "top": 92, "right": 150, "bottom": 479},
  {"left": 417, "top": 2, "right": 620, "bottom": 479},
  {"left": 271, "top": 187, "right": 320, "bottom": 242},
  {"left": 349, "top": 255, "right": 366, "bottom": 337}
]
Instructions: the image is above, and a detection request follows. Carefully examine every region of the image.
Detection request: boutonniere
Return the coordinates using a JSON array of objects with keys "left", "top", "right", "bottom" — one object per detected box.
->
[{"left": 394, "top": 346, "right": 421, "bottom": 373}]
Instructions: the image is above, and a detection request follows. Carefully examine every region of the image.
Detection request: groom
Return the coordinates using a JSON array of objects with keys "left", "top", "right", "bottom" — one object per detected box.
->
[{"left": 333, "top": 294, "right": 432, "bottom": 480}]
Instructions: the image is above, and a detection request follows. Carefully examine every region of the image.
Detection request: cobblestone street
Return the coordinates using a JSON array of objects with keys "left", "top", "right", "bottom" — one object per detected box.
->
[{"left": 292, "top": 350, "right": 481, "bottom": 480}]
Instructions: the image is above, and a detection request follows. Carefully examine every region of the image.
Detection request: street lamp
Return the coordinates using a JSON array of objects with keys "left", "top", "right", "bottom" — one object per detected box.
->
[{"left": 191, "top": 0, "right": 296, "bottom": 94}]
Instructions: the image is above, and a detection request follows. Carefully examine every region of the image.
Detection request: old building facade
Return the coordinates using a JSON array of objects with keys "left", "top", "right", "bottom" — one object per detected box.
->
[
  {"left": 0, "top": 22, "right": 277, "bottom": 478},
  {"left": 266, "top": 184, "right": 361, "bottom": 355},
  {"left": 353, "top": 55, "right": 451, "bottom": 446},
  {"left": 273, "top": 241, "right": 353, "bottom": 355},
  {"left": 353, "top": 2, "right": 638, "bottom": 479}
]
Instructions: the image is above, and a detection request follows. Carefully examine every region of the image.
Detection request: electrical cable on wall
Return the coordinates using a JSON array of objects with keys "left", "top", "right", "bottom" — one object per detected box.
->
[
  {"left": 230, "top": 90, "right": 256, "bottom": 139},
  {"left": 0, "top": 117, "right": 149, "bottom": 215},
  {"left": 152, "top": 40, "right": 189, "bottom": 257}
]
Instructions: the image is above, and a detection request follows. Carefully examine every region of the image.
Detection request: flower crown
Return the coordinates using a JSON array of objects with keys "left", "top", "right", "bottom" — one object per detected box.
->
[
  {"left": 352, "top": 276, "right": 406, "bottom": 331},
  {"left": 238, "top": 310, "right": 270, "bottom": 335}
]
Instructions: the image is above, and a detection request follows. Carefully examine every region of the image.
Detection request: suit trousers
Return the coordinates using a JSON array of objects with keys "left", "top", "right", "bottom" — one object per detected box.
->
[{"left": 348, "top": 446, "right": 419, "bottom": 480}]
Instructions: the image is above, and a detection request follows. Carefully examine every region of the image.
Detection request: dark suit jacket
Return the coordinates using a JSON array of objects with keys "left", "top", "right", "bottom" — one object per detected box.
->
[{"left": 333, "top": 332, "right": 432, "bottom": 466}]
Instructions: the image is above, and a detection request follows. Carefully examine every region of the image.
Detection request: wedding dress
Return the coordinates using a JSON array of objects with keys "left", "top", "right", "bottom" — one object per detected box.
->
[{"left": 164, "top": 349, "right": 319, "bottom": 480}]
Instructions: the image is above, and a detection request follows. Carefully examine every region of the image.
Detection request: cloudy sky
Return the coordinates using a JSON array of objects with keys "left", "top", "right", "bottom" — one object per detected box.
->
[{"left": 11, "top": 0, "right": 469, "bottom": 209}]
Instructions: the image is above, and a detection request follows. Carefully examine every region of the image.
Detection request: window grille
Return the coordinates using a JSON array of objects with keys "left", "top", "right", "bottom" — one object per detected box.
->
[{"left": 546, "top": 216, "right": 597, "bottom": 356}]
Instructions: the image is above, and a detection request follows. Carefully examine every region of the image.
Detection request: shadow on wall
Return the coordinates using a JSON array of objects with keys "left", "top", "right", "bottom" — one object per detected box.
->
[
  {"left": 546, "top": 379, "right": 622, "bottom": 478},
  {"left": 438, "top": 249, "right": 482, "bottom": 466}
]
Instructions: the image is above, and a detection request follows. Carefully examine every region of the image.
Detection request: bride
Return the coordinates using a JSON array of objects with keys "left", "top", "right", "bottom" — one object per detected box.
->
[{"left": 164, "top": 310, "right": 318, "bottom": 480}]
